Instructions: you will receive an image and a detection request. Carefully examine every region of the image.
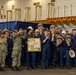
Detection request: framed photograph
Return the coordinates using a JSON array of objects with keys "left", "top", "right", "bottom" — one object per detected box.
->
[{"left": 28, "top": 38, "right": 41, "bottom": 52}]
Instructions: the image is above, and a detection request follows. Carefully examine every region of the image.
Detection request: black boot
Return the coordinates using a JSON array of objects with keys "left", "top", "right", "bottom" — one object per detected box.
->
[
  {"left": 67, "top": 66, "right": 71, "bottom": 70},
  {"left": 32, "top": 67, "right": 37, "bottom": 70},
  {"left": 12, "top": 67, "right": 17, "bottom": 71},
  {"left": 16, "top": 67, "right": 21, "bottom": 71},
  {"left": 60, "top": 66, "right": 63, "bottom": 69},
  {"left": 27, "top": 67, "right": 31, "bottom": 70},
  {"left": 52, "top": 65, "right": 56, "bottom": 69},
  {"left": 0, "top": 67, "right": 1, "bottom": 72},
  {"left": 41, "top": 67, "right": 46, "bottom": 70},
  {"left": 45, "top": 67, "right": 49, "bottom": 69},
  {"left": 48, "top": 65, "right": 53, "bottom": 69},
  {"left": 1, "top": 67, "right": 5, "bottom": 71}
]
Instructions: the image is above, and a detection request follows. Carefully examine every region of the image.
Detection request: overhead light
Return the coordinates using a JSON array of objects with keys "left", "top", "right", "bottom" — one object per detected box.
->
[{"left": 7, "top": 0, "right": 15, "bottom": 6}]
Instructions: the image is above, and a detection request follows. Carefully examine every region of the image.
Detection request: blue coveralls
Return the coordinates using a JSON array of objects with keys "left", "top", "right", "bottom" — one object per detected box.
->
[
  {"left": 26, "top": 34, "right": 36, "bottom": 68},
  {"left": 39, "top": 33, "right": 44, "bottom": 64},
  {"left": 59, "top": 41, "right": 71, "bottom": 67},
  {"left": 21, "top": 38, "right": 27, "bottom": 65},
  {"left": 6, "top": 36, "right": 13, "bottom": 66},
  {"left": 48, "top": 35, "right": 57, "bottom": 67},
  {"left": 51, "top": 37, "right": 57, "bottom": 66},
  {"left": 70, "top": 34, "right": 76, "bottom": 66},
  {"left": 41, "top": 36, "right": 52, "bottom": 68},
  {"left": 34, "top": 34, "right": 41, "bottom": 67}
]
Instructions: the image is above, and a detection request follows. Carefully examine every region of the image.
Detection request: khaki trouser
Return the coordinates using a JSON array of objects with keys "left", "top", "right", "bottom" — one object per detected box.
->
[
  {"left": 12, "top": 50, "right": 21, "bottom": 67},
  {"left": 0, "top": 51, "right": 6, "bottom": 67}
]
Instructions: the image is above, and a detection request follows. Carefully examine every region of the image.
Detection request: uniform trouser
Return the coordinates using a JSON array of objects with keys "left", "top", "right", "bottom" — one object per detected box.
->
[
  {"left": 49, "top": 50, "right": 52, "bottom": 66},
  {"left": 42, "top": 47, "right": 50, "bottom": 68},
  {"left": 0, "top": 51, "right": 6, "bottom": 67},
  {"left": 71, "top": 50, "right": 76, "bottom": 66},
  {"left": 52, "top": 47, "right": 57, "bottom": 65},
  {"left": 35, "top": 52, "right": 41, "bottom": 66},
  {"left": 56, "top": 50, "right": 60, "bottom": 65},
  {"left": 21, "top": 47, "right": 26, "bottom": 65},
  {"left": 12, "top": 51, "right": 21, "bottom": 67},
  {"left": 6, "top": 53, "right": 12, "bottom": 65},
  {"left": 5, "top": 47, "right": 12, "bottom": 66},
  {"left": 71, "top": 57, "right": 76, "bottom": 66},
  {"left": 26, "top": 52, "right": 36, "bottom": 68},
  {"left": 60, "top": 49, "right": 70, "bottom": 67}
]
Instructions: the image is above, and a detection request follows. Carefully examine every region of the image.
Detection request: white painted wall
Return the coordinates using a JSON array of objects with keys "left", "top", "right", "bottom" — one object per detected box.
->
[{"left": 0, "top": 0, "right": 76, "bottom": 22}]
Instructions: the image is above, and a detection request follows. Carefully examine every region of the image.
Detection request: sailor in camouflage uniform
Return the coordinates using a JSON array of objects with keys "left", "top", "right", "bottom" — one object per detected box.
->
[
  {"left": 0, "top": 31, "right": 7, "bottom": 71},
  {"left": 12, "top": 29, "right": 27, "bottom": 71},
  {"left": 12, "top": 31, "right": 22, "bottom": 71}
]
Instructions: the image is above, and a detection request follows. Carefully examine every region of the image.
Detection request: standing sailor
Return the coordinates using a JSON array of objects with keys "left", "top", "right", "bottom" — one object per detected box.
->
[
  {"left": 12, "top": 30, "right": 22, "bottom": 71},
  {"left": 0, "top": 31, "right": 7, "bottom": 71}
]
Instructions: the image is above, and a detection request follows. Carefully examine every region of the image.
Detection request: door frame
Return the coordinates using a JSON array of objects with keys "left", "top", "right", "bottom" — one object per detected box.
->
[
  {"left": 7, "top": 10, "right": 12, "bottom": 21},
  {"left": 15, "top": 9, "right": 21, "bottom": 21}
]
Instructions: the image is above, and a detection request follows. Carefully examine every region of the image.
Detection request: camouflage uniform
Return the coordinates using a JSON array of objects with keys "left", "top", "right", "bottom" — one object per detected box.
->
[
  {"left": 12, "top": 33, "right": 22, "bottom": 67},
  {"left": 0, "top": 37, "right": 7, "bottom": 67}
]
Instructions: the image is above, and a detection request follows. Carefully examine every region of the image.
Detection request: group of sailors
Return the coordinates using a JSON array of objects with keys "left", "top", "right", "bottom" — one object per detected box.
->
[{"left": 0, "top": 23, "right": 76, "bottom": 72}]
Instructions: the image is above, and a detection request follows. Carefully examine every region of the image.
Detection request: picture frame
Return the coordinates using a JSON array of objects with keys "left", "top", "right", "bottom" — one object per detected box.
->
[{"left": 28, "top": 38, "right": 41, "bottom": 52}]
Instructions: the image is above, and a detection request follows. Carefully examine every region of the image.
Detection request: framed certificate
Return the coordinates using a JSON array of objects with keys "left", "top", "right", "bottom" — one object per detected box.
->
[{"left": 28, "top": 38, "right": 41, "bottom": 52}]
